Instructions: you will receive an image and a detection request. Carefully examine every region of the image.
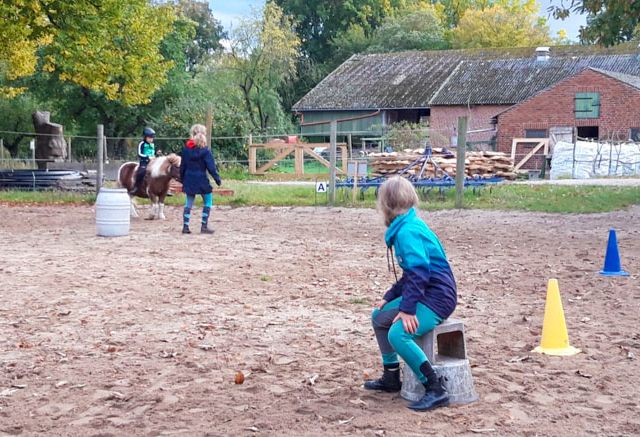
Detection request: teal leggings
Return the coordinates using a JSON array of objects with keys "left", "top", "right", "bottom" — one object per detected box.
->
[
  {"left": 185, "top": 192, "right": 213, "bottom": 208},
  {"left": 371, "top": 297, "right": 442, "bottom": 383},
  {"left": 184, "top": 193, "right": 213, "bottom": 227}
]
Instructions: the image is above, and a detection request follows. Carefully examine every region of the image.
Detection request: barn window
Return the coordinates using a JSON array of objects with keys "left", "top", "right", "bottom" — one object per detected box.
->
[
  {"left": 577, "top": 126, "right": 599, "bottom": 140},
  {"left": 630, "top": 128, "right": 640, "bottom": 142},
  {"left": 575, "top": 93, "right": 600, "bottom": 118},
  {"left": 525, "top": 129, "right": 547, "bottom": 138}
]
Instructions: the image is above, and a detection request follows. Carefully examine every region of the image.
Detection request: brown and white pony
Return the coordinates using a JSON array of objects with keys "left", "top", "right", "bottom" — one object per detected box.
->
[{"left": 117, "top": 154, "right": 181, "bottom": 220}]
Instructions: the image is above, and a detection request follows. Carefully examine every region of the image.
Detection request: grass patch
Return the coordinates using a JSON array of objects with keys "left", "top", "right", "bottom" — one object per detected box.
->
[
  {"left": 163, "top": 183, "right": 640, "bottom": 213},
  {"left": 462, "top": 185, "right": 640, "bottom": 213},
  {"left": 1, "top": 183, "right": 639, "bottom": 214},
  {"left": 0, "top": 190, "right": 95, "bottom": 205},
  {"left": 267, "top": 159, "right": 329, "bottom": 175},
  {"left": 163, "top": 182, "right": 326, "bottom": 208},
  {"left": 349, "top": 297, "right": 371, "bottom": 305},
  {"left": 218, "top": 164, "right": 256, "bottom": 181}
]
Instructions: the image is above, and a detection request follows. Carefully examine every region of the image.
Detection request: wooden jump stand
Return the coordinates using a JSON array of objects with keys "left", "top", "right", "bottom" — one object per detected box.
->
[
  {"left": 248, "top": 140, "right": 348, "bottom": 176},
  {"left": 511, "top": 138, "right": 550, "bottom": 173}
]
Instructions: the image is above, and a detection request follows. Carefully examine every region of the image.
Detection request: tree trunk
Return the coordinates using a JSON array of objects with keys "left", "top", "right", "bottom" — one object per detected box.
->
[
  {"left": 240, "top": 81, "right": 260, "bottom": 131},
  {"left": 32, "top": 111, "right": 67, "bottom": 170},
  {"left": 5, "top": 136, "right": 25, "bottom": 158}
]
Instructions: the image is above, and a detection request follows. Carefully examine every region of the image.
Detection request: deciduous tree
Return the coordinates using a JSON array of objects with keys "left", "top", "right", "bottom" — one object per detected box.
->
[
  {"left": 0, "top": 0, "right": 176, "bottom": 105},
  {"left": 173, "top": 0, "right": 225, "bottom": 74},
  {"left": 452, "top": 0, "right": 552, "bottom": 48},
  {"left": 368, "top": 4, "right": 449, "bottom": 52},
  {"left": 550, "top": 0, "right": 640, "bottom": 45},
  {"left": 223, "top": 3, "right": 301, "bottom": 132}
]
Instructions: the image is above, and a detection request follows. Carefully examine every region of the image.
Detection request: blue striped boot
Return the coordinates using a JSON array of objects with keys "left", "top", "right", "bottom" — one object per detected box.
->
[
  {"left": 201, "top": 206, "right": 214, "bottom": 234},
  {"left": 182, "top": 207, "right": 191, "bottom": 234}
]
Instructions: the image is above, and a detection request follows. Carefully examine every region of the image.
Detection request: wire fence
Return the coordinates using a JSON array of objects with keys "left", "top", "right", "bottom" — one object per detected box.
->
[
  {"left": 0, "top": 126, "right": 491, "bottom": 165},
  {"left": 11, "top": 127, "right": 637, "bottom": 180}
]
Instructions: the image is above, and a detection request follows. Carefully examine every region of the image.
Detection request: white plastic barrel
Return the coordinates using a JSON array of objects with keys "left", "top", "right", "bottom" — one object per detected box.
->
[{"left": 96, "top": 188, "right": 130, "bottom": 237}]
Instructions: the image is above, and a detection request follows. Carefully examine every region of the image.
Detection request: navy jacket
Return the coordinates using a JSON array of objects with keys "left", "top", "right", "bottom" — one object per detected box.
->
[
  {"left": 180, "top": 141, "right": 222, "bottom": 196},
  {"left": 383, "top": 208, "right": 457, "bottom": 319}
]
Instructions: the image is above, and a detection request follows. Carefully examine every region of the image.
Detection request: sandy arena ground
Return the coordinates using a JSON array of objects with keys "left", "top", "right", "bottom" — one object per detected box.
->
[{"left": 0, "top": 203, "right": 639, "bottom": 436}]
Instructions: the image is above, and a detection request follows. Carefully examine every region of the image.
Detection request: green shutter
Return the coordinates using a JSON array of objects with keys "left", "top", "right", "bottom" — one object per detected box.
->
[{"left": 575, "top": 93, "right": 600, "bottom": 119}]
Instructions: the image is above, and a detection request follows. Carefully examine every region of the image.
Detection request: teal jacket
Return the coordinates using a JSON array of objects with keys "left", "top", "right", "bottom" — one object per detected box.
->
[
  {"left": 137, "top": 140, "right": 155, "bottom": 160},
  {"left": 384, "top": 208, "right": 457, "bottom": 318}
]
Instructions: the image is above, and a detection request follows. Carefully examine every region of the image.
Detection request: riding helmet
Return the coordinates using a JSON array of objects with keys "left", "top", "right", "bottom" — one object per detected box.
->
[{"left": 143, "top": 127, "right": 156, "bottom": 138}]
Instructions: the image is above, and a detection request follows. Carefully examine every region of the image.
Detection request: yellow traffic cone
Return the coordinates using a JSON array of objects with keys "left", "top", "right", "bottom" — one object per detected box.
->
[{"left": 533, "top": 279, "right": 581, "bottom": 356}]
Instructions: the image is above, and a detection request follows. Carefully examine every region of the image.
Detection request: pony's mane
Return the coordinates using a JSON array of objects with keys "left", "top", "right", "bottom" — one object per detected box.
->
[{"left": 150, "top": 154, "right": 180, "bottom": 178}]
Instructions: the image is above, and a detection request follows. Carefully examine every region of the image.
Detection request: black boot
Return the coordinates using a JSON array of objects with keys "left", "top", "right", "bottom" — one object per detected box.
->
[
  {"left": 182, "top": 207, "right": 191, "bottom": 234},
  {"left": 408, "top": 361, "right": 449, "bottom": 411},
  {"left": 129, "top": 165, "right": 146, "bottom": 195},
  {"left": 364, "top": 363, "right": 401, "bottom": 392},
  {"left": 201, "top": 206, "right": 214, "bottom": 234}
]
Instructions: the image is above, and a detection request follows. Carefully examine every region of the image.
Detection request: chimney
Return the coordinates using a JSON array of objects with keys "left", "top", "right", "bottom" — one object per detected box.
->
[{"left": 536, "top": 46, "right": 550, "bottom": 62}]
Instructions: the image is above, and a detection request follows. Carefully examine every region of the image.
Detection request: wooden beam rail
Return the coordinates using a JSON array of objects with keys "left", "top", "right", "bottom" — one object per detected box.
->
[{"left": 249, "top": 142, "right": 348, "bottom": 176}]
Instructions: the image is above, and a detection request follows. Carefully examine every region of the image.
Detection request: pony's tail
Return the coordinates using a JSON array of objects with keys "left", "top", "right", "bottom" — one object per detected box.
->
[{"left": 116, "top": 163, "right": 125, "bottom": 188}]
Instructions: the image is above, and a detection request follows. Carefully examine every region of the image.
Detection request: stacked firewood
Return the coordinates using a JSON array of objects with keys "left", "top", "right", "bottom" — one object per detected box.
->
[{"left": 369, "top": 148, "right": 517, "bottom": 180}]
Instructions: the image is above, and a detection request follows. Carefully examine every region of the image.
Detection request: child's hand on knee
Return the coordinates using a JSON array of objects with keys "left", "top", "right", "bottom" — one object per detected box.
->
[
  {"left": 375, "top": 299, "right": 387, "bottom": 310},
  {"left": 393, "top": 312, "right": 419, "bottom": 334}
]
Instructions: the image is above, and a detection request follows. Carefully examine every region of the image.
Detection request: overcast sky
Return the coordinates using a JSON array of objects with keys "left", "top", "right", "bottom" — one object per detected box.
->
[{"left": 209, "top": 0, "right": 586, "bottom": 41}]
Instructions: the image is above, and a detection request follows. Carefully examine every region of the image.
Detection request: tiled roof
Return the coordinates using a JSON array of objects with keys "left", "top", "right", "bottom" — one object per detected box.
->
[
  {"left": 292, "top": 44, "right": 640, "bottom": 111},
  {"left": 592, "top": 68, "right": 640, "bottom": 90},
  {"left": 292, "top": 51, "right": 465, "bottom": 111},
  {"left": 430, "top": 55, "right": 640, "bottom": 105}
]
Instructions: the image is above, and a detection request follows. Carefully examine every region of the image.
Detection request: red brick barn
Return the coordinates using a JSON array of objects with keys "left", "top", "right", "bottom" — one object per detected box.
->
[
  {"left": 495, "top": 68, "right": 640, "bottom": 170},
  {"left": 429, "top": 52, "right": 640, "bottom": 153},
  {"left": 293, "top": 44, "right": 640, "bottom": 156}
]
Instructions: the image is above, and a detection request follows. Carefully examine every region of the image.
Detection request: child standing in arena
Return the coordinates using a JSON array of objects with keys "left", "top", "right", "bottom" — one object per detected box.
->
[{"left": 179, "top": 124, "right": 222, "bottom": 234}]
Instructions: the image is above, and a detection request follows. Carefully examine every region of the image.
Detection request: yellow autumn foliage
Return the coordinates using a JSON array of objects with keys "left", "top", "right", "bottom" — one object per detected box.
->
[
  {"left": 0, "top": 0, "right": 176, "bottom": 105},
  {"left": 451, "top": 0, "right": 552, "bottom": 48}
]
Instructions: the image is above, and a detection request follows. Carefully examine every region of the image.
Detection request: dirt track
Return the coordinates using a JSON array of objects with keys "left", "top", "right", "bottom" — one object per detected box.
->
[{"left": 1, "top": 204, "right": 639, "bottom": 436}]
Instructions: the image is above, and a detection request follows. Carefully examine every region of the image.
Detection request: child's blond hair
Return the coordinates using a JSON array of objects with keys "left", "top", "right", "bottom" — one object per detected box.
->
[
  {"left": 193, "top": 132, "right": 207, "bottom": 148},
  {"left": 190, "top": 124, "right": 206, "bottom": 138},
  {"left": 189, "top": 124, "right": 207, "bottom": 148},
  {"left": 377, "top": 176, "right": 419, "bottom": 227}
]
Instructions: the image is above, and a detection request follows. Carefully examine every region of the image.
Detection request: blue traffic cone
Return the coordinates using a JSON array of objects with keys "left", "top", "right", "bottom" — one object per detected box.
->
[{"left": 599, "top": 229, "right": 629, "bottom": 276}]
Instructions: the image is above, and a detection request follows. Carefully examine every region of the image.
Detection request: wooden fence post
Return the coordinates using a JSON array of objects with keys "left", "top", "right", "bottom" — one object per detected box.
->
[
  {"left": 329, "top": 120, "right": 337, "bottom": 206},
  {"left": 206, "top": 105, "right": 213, "bottom": 149},
  {"left": 294, "top": 145, "right": 304, "bottom": 176},
  {"left": 455, "top": 116, "right": 468, "bottom": 209},
  {"left": 248, "top": 134, "right": 256, "bottom": 174},
  {"left": 97, "top": 125, "right": 104, "bottom": 193}
]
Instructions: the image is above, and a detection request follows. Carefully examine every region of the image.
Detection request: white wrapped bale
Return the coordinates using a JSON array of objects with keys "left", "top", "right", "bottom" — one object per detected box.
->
[{"left": 551, "top": 141, "right": 640, "bottom": 179}]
